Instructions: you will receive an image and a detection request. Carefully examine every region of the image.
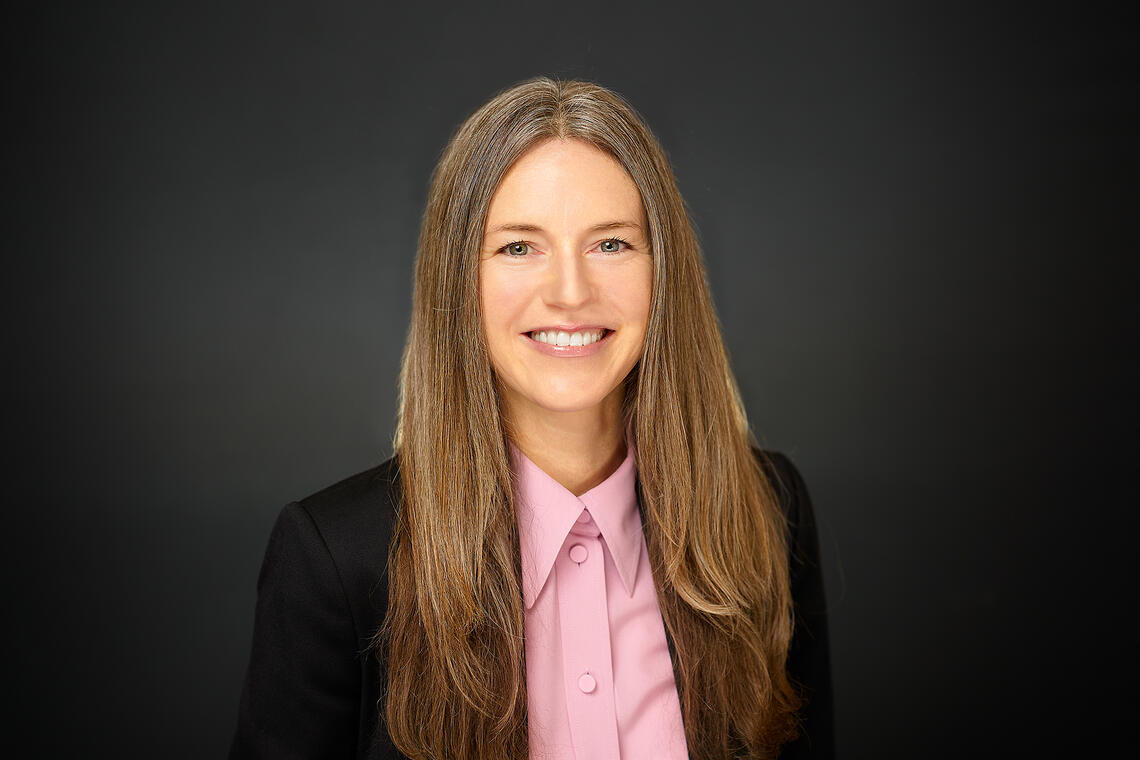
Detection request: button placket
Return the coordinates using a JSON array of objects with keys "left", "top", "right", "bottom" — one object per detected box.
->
[{"left": 556, "top": 532, "right": 620, "bottom": 756}]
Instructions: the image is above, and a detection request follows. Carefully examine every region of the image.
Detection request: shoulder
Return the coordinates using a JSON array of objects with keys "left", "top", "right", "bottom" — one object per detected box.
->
[
  {"left": 751, "top": 447, "right": 820, "bottom": 585},
  {"left": 285, "top": 455, "right": 402, "bottom": 635},
  {"left": 293, "top": 454, "right": 401, "bottom": 544},
  {"left": 751, "top": 447, "right": 811, "bottom": 527}
]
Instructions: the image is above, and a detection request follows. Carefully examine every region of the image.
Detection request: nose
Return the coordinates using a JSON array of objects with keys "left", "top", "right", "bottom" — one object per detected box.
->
[{"left": 542, "top": 249, "right": 592, "bottom": 309}]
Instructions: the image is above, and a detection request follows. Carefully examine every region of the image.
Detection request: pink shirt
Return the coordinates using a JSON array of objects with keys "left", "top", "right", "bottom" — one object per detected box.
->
[{"left": 510, "top": 436, "right": 689, "bottom": 760}]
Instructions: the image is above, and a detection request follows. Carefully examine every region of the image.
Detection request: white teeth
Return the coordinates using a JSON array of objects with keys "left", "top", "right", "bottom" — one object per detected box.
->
[{"left": 528, "top": 329, "right": 606, "bottom": 346}]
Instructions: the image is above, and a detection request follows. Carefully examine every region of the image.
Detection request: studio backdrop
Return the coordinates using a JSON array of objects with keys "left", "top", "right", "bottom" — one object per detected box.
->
[{"left": 9, "top": 1, "right": 1132, "bottom": 757}]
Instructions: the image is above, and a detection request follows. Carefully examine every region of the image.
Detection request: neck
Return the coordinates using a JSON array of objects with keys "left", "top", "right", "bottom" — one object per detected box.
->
[{"left": 504, "top": 388, "right": 628, "bottom": 497}]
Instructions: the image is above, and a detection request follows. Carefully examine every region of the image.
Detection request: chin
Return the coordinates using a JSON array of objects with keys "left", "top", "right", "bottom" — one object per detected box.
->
[
  {"left": 532, "top": 396, "right": 608, "bottom": 414},
  {"left": 520, "top": 386, "right": 613, "bottom": 414}
]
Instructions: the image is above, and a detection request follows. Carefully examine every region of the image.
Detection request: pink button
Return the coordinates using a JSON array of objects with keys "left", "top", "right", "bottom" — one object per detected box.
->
[
  {"left": 578, "top": 672, "right": 597, "bottom": 693},
  {"left": 569, "top": 544, "right": 588, "bottom": 563},
  {"left": 576, "top": 510, "right": 591, "bottom": 524}
]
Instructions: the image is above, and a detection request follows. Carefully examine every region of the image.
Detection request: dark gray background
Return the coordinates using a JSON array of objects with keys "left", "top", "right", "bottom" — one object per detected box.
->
[{"left": 9, "top": 1, "right": 1134, "bottom": 758}]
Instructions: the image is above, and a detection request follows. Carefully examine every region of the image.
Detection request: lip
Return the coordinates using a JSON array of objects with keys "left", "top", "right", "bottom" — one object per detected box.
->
[
  {"left": 522, "top": 323, "right": 610, "bottom": 333},
  {"left": 521, "top": 328, "right": 615, "bottom": 357}
]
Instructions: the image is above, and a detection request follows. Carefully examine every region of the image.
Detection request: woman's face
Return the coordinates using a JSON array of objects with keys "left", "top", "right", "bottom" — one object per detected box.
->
[{"left": 479, "top": 138, "right": 653, "bottom": 420}]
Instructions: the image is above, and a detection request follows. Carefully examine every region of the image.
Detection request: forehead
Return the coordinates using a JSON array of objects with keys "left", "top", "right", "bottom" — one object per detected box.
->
[{"left": 486, "top": 138, "right": 645, "bottom": 228}]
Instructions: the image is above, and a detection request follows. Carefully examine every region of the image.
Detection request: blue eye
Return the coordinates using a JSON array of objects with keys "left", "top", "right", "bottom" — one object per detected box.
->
[
  {"left": 599, "top": 238, "right": 629, "bottom": 254},
  {"left": 503, "top": 242, "right": 530, "bottom": 256}
]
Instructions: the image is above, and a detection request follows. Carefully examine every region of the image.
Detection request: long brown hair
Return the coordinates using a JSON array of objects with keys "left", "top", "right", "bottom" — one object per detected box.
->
[{"left": 375, "top": 76, "right": 801, "bottom": 759}]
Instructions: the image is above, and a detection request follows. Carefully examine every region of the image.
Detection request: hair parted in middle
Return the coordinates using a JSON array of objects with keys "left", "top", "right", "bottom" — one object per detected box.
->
[{"left": 376, "top": 75, "right": 802, "bottom": 760}]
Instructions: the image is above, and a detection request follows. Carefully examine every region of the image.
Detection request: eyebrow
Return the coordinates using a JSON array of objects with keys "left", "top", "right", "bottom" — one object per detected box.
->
[{"left": 486, "top": 220, "right": 643, "bottom": 235}]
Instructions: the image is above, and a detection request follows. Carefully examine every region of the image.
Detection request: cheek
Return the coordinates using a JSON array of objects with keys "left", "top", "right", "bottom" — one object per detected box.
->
[
  {"left": 480, "top": 266, "right": 528, "bottom": 345},
  {"left": 612, "top": 265, "right": 653, "bottom": 326},
  {"left": 479, "top": 267, "right": 504, "bottom": 321}
]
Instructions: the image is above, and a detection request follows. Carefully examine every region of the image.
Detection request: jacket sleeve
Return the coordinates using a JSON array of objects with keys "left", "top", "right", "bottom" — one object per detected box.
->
[
  {"left": 229, "top": 502, "right": 363, "bottom": 759},
  {"left": 771, "top": 452, "right": 835, "bottom": 760}
]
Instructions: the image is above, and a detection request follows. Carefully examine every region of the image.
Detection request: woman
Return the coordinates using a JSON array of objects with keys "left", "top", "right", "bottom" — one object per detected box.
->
[{"left": 229, "top": 77, "right": 832, "bottom": 760}]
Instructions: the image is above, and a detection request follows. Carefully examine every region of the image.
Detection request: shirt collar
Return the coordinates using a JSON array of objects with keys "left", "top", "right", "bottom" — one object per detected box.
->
[{"left": 510, "top": 432, "right": 642, "bottom": 610}]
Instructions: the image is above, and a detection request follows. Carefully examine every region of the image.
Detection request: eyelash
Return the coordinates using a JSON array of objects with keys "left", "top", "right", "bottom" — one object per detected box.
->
[{"left": 499, "top": 237, "right": 632, "bottom": 257}]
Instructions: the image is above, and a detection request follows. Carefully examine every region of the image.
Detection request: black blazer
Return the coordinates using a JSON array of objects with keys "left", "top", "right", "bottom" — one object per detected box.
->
[{"left": 229, "top": 450, "right": 833, "bottom": 759}]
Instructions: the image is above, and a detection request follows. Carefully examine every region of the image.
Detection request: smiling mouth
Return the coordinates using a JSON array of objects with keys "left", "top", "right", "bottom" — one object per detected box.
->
[{"left": 525, "top": 328, "right": 612, "bottom": 347}]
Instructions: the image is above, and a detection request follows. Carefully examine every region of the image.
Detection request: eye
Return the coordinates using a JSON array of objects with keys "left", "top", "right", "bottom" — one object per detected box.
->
[
  {"left": 598, "top": 238, "right": 630, "bottom": 254},
  {"left": 501, "top": 241, "right": 530, "bottom": 257}
]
